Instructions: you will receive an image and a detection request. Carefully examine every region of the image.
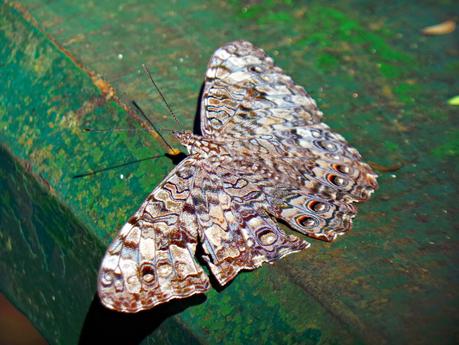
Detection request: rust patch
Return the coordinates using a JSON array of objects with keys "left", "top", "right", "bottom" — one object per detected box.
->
[
  {"left": 368, "top": 161, "right": 402, "bottom": 173},
  {"left": 75, "top": 96, "right": 108, "bottom": 119}
]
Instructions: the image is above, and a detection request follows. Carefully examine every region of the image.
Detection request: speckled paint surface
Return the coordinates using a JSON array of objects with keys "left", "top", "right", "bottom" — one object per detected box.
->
[{"left": 0, "top": 1, "right": 458, "bottom": 344}]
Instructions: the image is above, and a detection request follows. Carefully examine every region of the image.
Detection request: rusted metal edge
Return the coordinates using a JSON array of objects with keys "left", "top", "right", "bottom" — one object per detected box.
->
[{"left": 6, "top": 0, "right": 179, "bottom": 156}]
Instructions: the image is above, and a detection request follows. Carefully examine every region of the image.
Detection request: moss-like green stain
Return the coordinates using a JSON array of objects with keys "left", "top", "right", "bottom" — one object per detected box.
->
[{"left": 432, "top": 130, "right": 459, "bottom": 159}]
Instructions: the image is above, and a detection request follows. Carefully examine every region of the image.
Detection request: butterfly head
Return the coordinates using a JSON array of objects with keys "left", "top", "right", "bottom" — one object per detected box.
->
[{"left": 172, "top": 130, "right": 197, "bottom": 153}]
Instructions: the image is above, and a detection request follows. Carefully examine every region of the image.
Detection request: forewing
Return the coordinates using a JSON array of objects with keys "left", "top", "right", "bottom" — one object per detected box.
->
[
  {"left": 201, "top": 40, "right": 323, "bottom": 137},
  {"left": 98, "top": 158, "right": 210, "bottom": 312}
]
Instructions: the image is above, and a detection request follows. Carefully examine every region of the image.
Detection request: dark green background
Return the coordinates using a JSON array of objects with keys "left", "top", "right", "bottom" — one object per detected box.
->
[{"left": 1, "top": 1, "right": 458, "bottom": 344}]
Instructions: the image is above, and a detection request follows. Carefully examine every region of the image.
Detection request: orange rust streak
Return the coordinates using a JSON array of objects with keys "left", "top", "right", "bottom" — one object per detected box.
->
[{"left": 368, "top": 161, "right": 402, "bottom": 173}]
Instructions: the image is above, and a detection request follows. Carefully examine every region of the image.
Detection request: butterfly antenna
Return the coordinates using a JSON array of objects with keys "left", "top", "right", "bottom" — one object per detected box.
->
[
  {"left": 131, "top": 100, "right": 180, "bottom": 155},
  {"left": 83, "top": 127, "right": 177, "bottom": 133},
  {"left": 83, "top": 127, "right": 147, "bottom": 133},
  {"left": 142, "top": 64, "right": 181, "bottom": 127},
  {"left": 73, "top": 154, "right": 163, "bottom": 178}
]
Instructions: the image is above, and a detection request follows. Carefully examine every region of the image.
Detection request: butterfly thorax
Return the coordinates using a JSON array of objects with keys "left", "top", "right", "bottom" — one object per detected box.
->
[{"left": 174, "top": 130, "right": 226, "bottom": 158}]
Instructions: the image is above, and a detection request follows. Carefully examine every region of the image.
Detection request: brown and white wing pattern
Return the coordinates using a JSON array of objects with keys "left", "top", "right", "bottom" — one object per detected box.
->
[
  {"left": 191, "top": 163, "right": 308, "bottom": 286},
  {"left": 225, "top": 127, "right": 377, "bottom": 242},
  {"left": 200, "top": 40, "right": 377, "bottom": 242},
  {"left": 201, "top": 40, "right": 323, "bottom": 137},
  {"left": 98, "top": 158, "right": 210, "bottom": 313}
]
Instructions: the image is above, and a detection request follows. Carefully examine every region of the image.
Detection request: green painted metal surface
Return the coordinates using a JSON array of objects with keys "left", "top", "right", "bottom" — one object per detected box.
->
[{"left": 1, "top": 1, "right": 458, "bottom": 344}]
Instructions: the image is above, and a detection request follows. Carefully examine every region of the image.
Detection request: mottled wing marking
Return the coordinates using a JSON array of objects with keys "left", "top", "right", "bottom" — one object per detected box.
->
[
  {"left": 201, "top": 40, "right": 377, "bottom": 242},
  {"left": 98, "top": 158, "right": 210, "bottom": 312},
  {"left": 201, "top": 40, "right": 323, "bottom": 137},
  {"left": 192, "top": 164, "right": 308, "bottom": 285}
]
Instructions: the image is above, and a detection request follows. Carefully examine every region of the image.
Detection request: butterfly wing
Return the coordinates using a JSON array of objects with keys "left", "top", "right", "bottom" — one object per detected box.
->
[
  {"left": 228, "top": 128, "right": 377, "bottom": 241},
  {"left": 98, "top": 158, "right": 210, "bottom": 312},
  {"left": 200, "top": 40, "right": 377, "bottom": 243},
  {"left": 191, "top": 163, "right": 308, "bottom": 286},
  {"left": 201, "top": 40, "right": 323, "bottom": 137}
]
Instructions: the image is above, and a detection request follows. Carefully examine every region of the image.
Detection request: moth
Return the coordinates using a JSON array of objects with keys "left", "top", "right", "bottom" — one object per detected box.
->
[{"left": 97, "top": 40, "right": 378, "bottom": 312}]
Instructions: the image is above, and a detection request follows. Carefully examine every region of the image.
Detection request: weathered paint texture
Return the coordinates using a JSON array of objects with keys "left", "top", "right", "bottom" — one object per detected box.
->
[{"left": 0, "top": 1, "right": 458, "bottom": 344}]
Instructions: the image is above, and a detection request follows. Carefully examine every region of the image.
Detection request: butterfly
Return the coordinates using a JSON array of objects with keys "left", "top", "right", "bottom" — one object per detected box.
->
[{"left": 97, "top": 40, "right": 378, "bottom": 313}]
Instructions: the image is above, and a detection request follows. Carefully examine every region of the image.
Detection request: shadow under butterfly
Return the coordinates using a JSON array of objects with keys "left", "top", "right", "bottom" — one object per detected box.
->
[{"left": 78, "top": 292, "right": 206, "bottom": 345}]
